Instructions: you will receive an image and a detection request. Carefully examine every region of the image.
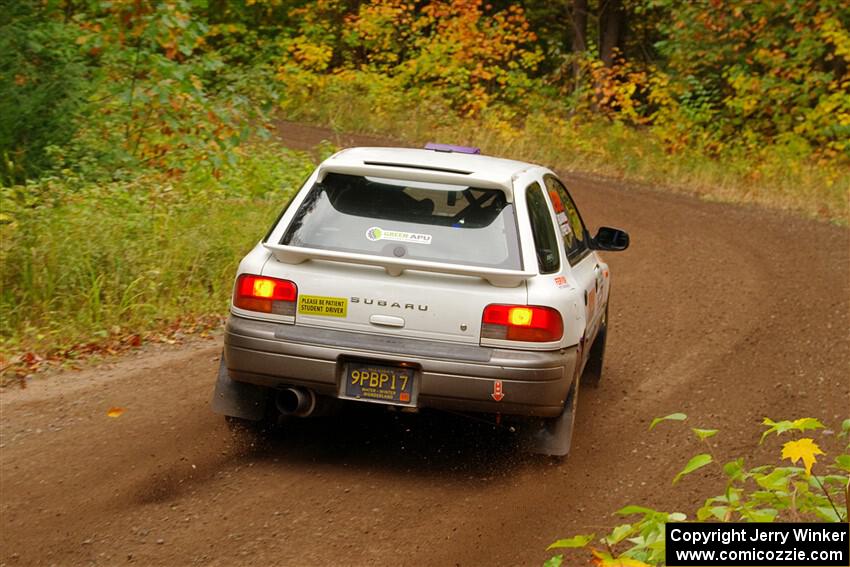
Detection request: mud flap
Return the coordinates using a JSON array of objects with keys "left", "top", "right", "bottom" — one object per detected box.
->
[
  {"left": 582, "top": 321, "right": 606, "bottom": 387},
  {"left": 523, "top": 380, "right": 578, "bottom": 457},
  {"left": 210, "top": 357, "right": 268, "bottom": 421}
]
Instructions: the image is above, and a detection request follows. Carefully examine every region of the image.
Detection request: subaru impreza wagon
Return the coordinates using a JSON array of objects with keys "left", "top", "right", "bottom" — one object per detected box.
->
[{"left": 211, "top": 144, "right": 629, "bottom": 455}]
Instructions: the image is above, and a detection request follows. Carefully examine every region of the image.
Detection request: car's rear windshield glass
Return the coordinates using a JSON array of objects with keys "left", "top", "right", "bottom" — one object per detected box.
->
[{"left": 280, "top": 173, "right": 522, "bottom": 270}]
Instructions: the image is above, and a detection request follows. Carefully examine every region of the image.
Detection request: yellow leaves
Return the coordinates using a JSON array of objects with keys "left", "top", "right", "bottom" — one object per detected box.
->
[
  {"left": 591, "top": 549, "right": 652, "bottom": 567},
  {"left": 548, "top": 534, "right": 595, "bottom": 550},
  {"left": 289, "top": 35, "right": 334, "bottom": 72},
  {"left": 761, "top": 417, "right": 825, "bottom": 443},
  {"left": 762, "top": 418, "right": 828, "bottom": 475},
  {"left": 106, "top": 407, "right": 125, "bottom": 418},
  {"left": 580, "top": 57, "right": 653, "bottom": 125},
  {"left": 292, "top": 0, "right": 542, "bottom": 115},
  {"left": 821, "top": 17, "right": 850, "bottom": 63},
  {"left": 781, "top": 438, "right": 824, "bottom": 475}
]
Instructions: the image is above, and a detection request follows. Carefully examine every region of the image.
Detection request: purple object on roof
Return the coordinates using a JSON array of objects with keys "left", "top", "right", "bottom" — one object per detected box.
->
[{"left": 424, "top": 142, "right": 481, "bottom": 154}]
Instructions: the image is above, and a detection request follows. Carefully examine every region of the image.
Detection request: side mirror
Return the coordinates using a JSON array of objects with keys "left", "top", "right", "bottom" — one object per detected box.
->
[{"left": 591, "top": 226, "right": 629, "bottom": 251}]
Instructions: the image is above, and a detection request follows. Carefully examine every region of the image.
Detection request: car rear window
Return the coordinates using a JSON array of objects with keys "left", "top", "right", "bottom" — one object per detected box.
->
[{"left": 280, "top": 172, "right": 522, "bottom": 270}]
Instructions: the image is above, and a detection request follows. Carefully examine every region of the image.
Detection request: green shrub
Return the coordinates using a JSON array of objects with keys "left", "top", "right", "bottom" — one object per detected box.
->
[
  {"left": 0, "top": 144, "right": 315, "bottom": 357},
  {"left": 0, "top": 1, "right": 92, "bottom": 184},
  {"left": 544, "top": 415, "right": 850, "bottom": 567}
]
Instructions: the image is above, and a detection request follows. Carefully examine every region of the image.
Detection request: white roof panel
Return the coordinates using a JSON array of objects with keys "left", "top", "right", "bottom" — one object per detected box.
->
[{"left": 318, "top": 147, "right": 536, "bottom": 200}]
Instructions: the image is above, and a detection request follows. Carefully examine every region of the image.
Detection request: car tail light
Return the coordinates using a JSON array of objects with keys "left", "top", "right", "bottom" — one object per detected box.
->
[
  {"left": 233, "top": 274, "right": 297, "bottom": 316},
  {"left": 481, "top": 304, "right": 563, "bottom": 343}
]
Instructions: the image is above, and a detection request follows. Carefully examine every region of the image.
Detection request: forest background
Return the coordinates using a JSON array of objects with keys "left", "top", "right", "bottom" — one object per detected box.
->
[{"left": 1, "top": 0, "right": 848, "bottom": 368}]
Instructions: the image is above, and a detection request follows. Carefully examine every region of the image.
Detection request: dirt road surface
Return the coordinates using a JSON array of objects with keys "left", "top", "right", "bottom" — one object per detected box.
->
[{"left": 2, "top": 123, "right": 849, "bottom": 566}]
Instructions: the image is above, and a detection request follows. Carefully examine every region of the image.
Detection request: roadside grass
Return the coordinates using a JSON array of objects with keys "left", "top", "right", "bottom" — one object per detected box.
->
[
  {"left": 0, "top": 144, "right": 316, "bottom": 369},
  {"left": 280, "top": 75, "right": 849, "bottom": 224}
]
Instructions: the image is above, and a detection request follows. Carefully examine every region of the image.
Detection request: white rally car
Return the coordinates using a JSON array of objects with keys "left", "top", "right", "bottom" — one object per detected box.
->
[{"left": 211, "top": 144, "right": 629, "bottom": 455}]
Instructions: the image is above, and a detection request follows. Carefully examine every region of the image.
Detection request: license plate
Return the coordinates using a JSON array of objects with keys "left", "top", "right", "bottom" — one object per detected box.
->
[{"left": 341, "top": 361, "right": 417, "bottom": 406}]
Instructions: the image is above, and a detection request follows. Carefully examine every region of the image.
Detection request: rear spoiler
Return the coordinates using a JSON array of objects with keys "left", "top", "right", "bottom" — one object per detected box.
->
[
  {"left": 317, "top": 163, "right": 514, "bottom": 201},
  {"left": 264, "top": 244, "right": 534, "bottom": 288}
]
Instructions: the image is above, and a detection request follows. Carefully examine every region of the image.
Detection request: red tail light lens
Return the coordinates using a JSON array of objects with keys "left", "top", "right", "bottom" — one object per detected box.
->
[
  {"left": 234, "top": 274, "right": 297, "bottom": 316},
  {"left": 481, "top": 304, "right": 563, "bottom": 342}
]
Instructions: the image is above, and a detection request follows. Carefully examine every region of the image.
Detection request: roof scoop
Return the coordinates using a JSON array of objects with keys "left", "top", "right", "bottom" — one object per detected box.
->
[{"left": 424, "top": 142, "right": 481, "bottom": 154}]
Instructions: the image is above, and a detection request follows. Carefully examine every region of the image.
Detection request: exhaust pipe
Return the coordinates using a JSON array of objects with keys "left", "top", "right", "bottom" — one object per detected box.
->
[{"left": 275, "top": 387, "right": 316, "bottom": 417}]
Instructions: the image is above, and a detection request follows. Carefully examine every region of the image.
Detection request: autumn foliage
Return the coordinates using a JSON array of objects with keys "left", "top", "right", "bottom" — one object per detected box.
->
[
  {"left": 2, "top": 0, "right": 848, "bottom": 183},
  {"left": 651, "top": 0, "right": 850, "bottom": 160},
  {"left": 275, "top": 0, "right": 850, "bottom": 162},
  {"left": 282, "top": 0, "right": 543, "bottom": 114}
]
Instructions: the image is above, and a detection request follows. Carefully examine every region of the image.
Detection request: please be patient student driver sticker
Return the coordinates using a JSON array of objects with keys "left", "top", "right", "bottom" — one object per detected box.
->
[{"left": 298, "top": 295, "right": 347, "bottom": 318}]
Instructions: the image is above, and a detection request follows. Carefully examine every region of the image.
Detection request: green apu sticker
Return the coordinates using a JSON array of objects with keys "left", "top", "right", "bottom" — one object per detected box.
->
[{"left": 365, "top": 226, "right": 432, "bottom": 245}]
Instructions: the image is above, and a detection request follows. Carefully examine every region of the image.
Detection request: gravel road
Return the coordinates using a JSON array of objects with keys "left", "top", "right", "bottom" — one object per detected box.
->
[{"left": 1, "top": 123, "right": 848, "bottom": 566}]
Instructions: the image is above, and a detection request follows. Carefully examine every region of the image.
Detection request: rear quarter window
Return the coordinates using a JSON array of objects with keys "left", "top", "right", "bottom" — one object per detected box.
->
[
  {"left": 525, "top": 182, "right": 560, "bottom": 274},
  {"left": 280, "top": 173, "right": 522, "bottom": 270},
  {"left": 544, "top": 175, "right": 590, "bottom": 266}
]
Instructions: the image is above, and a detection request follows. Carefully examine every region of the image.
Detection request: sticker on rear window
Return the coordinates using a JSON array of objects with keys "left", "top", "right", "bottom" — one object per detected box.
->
[
  {"left": 366, "top": 226, "right": 432, "bottom": 245},
  {"left": 298, "top": 295, "right": 348, "bottom": 318},
  {"left": 549, "top": 191, "right": 565, "bottom": 213},
  {"left": 556, "top": 212, "right": 572, "bottom": 236}
]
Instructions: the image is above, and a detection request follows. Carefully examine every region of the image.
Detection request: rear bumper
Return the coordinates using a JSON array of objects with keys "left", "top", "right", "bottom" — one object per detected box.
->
[{"left": 223, "top": 315, "right": 577, "bottom": 417}]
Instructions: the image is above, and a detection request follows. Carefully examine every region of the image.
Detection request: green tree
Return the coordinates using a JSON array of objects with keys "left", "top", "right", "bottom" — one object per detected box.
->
[
  {"left": 0, "top": 0, "right": 92, "bottom": 183},
  {"left": 653, "top": 0, "right": 850, "bottom": 157}
]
